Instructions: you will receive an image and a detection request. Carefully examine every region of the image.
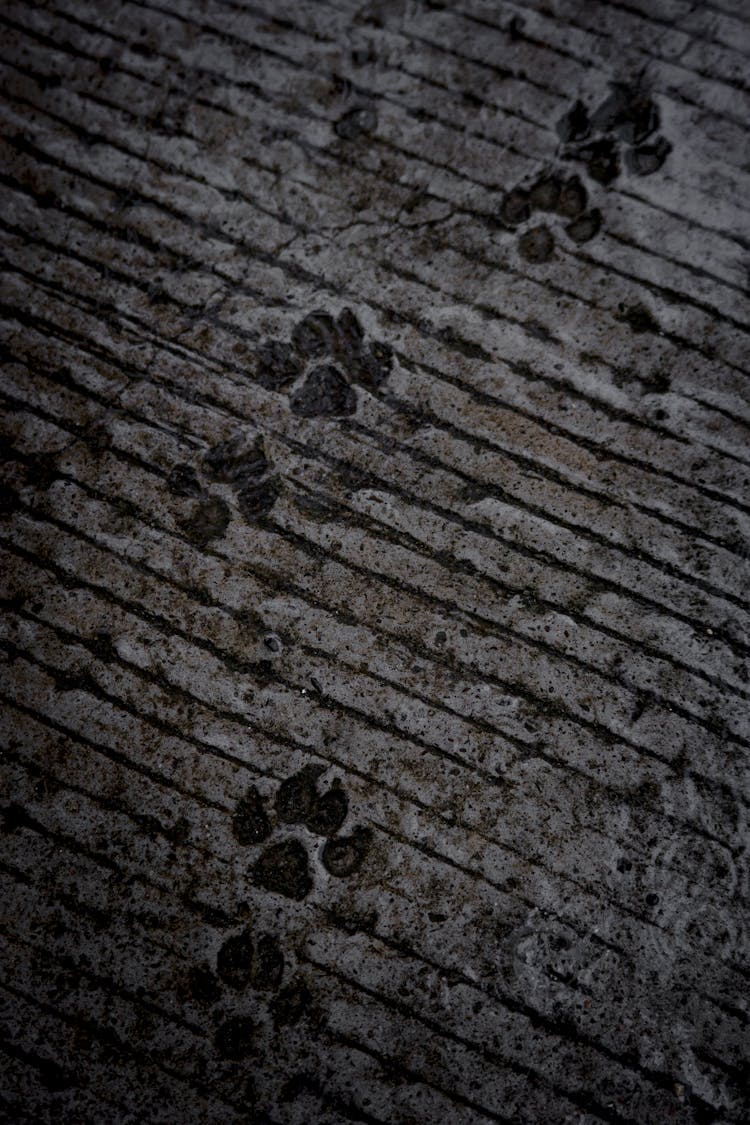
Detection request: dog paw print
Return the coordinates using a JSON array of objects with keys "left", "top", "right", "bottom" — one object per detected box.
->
[
  {"left": 186, "top": 927, "right": 317, "bottom": 1060},
  {"left": 232, "top": 764, "right": 373, "bottom": 901},
  {"left": 201, "top": 433, "right": 280, "bottom": 520},
  {"left": 214, "top": 929, "right": 317, "bottom": 1058},
  {"left": 170, "top": 432, "right": 280, "bottom": 542},
  {"left": 557, "top": 83, "right": 671, "bottom": 182},
  {"left": 500, "top": 171, "right": 602, "bottom": 262},
  {"left": 182, "top": 765, "right": 370, "bottom": 1059},
  {"left": 253, "top": 308, "right": 393, "bottom": 418}
]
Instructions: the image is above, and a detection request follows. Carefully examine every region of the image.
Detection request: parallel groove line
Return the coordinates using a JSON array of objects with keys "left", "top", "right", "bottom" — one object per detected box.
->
[
  {"left": 312, "top": 919, "right": 745, "bottom": 1115},
  {"left": 0, "top": 973, "right": 266, "bottom": 1119},
  {"left": 1, "top": 102, "right": 746, "bottom": 535},
  {"left": 4, "top": 484, "right": 746, "bottom": 880},
  {"left": 0, "top": 911, "right": 206, "bottom": 1038},
  {"left": 19, "top": 373, "right": 750, "bottom": 759},
  {"left": 137, "top": 0, "right": 750, "bottom": 156},
  {"left": 35, "top": 0, "right": 750, "bottom": 332},
  {"left": 2, "top": 59, "right": 747, "bottom": 514},
  {"left": 312, "top": 969, "right": 666, "bottom": 1125},
  {"left": 5, "top": 706, "right": 746, "bottom": 1111},
  {"left": 0, "top": 917, "right": 551, "bottom": 1125},
  {"left": 5, "top": 488, "right": 746, "bottom": 891},
  {"left": 6, "top": 610, "right": 743, "bottom": 996},
  {"left": 2, "top": 5, "right": 746, "bottom": 1116},
  {"left": 2, "top": 692, "right": 633, "bottom": 976},
  {"left": 0, "top": 745, "right": 653, "bottom": 1122},
  {"left": 501, "top": 0, "right": 750, "bottom": 76},
  {"left": 154, "top": 0, "right": 750, "bottom": 244},
  {"left": 2, "top": 344, "right": 746, "bottom": 756},
  {"left": 2, "top": 342, "right": 746, "bottom": 801},
  {"left": 311, "top": 0, "right": 750, "bottom": 229},
  {"left": 578, "top": 0, "right": 750, "bottom": 56},
  {"left": 446, "top": 0, "right": 750, "bottom": 114},
  {"left": 0, "top": 1036, "right": 133, "bottom": 1124},
  {"left": 380, "top": 0, "right": 750, "bottom": 130}
]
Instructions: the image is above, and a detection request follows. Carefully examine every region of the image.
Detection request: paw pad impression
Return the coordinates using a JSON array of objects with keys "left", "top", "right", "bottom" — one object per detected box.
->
[
  {"left": 254, "top": 308, "right": 393, "bottom": 418},
  {"left": 171, "top": 432, "right": 280, "bottom": 537},
  {"left": 232, "top": 764, "right": 372, "bottom": 900},
  {"left": 558, "top": 83, "right": 671, "bottom": 181},
  {"left": 188, "top": 926, "right": 314, "bottom": 1059},
  {"left": 500, "top": 171, "right": 601, "bottom": 261}
]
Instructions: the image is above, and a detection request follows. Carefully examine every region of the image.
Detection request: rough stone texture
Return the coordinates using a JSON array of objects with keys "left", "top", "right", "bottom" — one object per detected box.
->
[{"left": 0, "top": 1, "right": 749, "bottom": 1122}]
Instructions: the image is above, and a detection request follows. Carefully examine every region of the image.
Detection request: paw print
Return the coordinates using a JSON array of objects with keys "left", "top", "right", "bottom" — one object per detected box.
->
[
  {"left": 181, "top": 766, "right": 370, "bottom": 1059},
  {"left": 499, "top": 84, "right": 670, "bottom": 264},
  {"left": 500, "top": 171, "right": 602, "bottom": 262},
  {"left": 232, "top": 764, "right": 373, "bottom": 900},
  {"left": 170, "top": 432, "right": 280, "bottom": 542},
  {"left": 253, "top": 308, "right": 393, "bottom": 418},
  {"left": 185, "top": 927, "right": 317, "bottom": 1060},
  {"left": 557, "top": 83, "right": 671, "bottom": 182},
  {"left": 201, "top": 433, "right": 279, "bottom": 520}
]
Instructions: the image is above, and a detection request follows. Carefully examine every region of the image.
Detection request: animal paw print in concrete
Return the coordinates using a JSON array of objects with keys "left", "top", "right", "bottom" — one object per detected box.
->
[
  {"left": 500, "top": 171, "right": 602, "bottom": 262},
  {"left": 232, "top": 764, "right": 373, "bottom": 900},
  {"left": 171, "top": 433, "right": 279, "bottom": 542},
  {"left": 182, "top": 767, "right": 371, "bottom": 1059},
  {"left": 213, "top": 929, "right": 318, "bottom": 1059},
  {"left": 202, "top": 433, "right": 280, "bottom": 520},
  {"left": 253, "top": 308, "right": 393, "bottom": 418},
  {"left": 557, "top": 83, "right": 671, "bottom": 182},
  {"left": 187, "top": 928, "right": 316, "bottom": 1060}
]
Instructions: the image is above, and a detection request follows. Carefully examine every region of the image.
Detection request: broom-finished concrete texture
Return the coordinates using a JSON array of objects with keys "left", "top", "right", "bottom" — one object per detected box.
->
[{"left": 1, "top": 0, "right": 749, "bottom": 1121}]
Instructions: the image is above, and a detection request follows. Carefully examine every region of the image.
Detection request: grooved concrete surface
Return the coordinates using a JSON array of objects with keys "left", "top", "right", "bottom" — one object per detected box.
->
[{"left": 1, "top": 0, "right": 749, "bottom": 1122}]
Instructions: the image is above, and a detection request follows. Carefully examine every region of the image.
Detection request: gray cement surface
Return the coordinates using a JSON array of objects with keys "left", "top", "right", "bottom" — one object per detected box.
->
[{"left": 1, "top": 0, "right": 749, "bottom": 1121}]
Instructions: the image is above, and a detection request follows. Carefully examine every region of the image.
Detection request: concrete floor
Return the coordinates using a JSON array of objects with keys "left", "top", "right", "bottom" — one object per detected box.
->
[{"left": 1, "top": 1, "right": 749, "bottom": 1122}]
